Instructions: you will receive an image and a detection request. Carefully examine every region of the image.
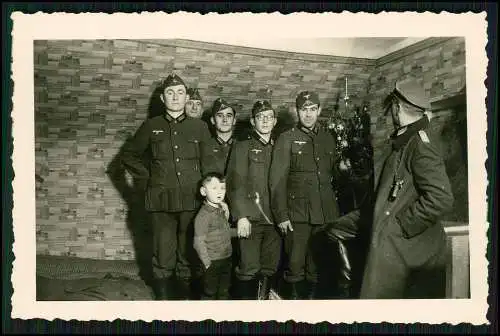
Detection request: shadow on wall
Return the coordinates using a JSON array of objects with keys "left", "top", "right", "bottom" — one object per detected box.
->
[
  {"left": 105, "top": 87, "right": 162, "bottom": 286},
  {"left": 147, "top": 86, "right": 165, "bottom": 119},
  {"left": 106, "top": 141, "right": 153, "bottom": 286}
]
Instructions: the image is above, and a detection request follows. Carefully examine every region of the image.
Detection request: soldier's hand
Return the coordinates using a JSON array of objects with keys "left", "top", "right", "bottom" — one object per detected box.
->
[
  {"left": 124, "top": 170, "right": 133, "bottom": 187},
  {"left": 237, "top": 217, "right": 252, "bottom": 238},
  {"left": 278, "top": 220, "right": 293, "bottom": 235}
]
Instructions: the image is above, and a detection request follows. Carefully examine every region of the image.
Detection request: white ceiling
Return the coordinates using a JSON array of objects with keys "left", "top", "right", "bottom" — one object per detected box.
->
[{"left": 189, "top": 37, "right": 428, "bottom": 59}]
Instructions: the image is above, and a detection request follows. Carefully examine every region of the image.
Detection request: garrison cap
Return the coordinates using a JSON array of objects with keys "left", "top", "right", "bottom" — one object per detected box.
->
[
  {"left": 251, "top": 100, "right": 274, "bottom": 117},
  {"left": 211, "top": 98, "right": 233, "bottom": 116},
  {"left": 187, "top": 88, "right": 202, "bottom": 101},
  {"left": 296, "top": 91, "right": 320, "bottom": 110},
  {"left": 160, "top": 73, "right": 186, "bottom": 90}
]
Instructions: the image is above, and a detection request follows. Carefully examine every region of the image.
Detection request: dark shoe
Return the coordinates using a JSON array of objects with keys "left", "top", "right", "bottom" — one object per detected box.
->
[
  {"left": 190, "top": 276, "right": 203, "bottom": 300},
  {"left": 237, "top": 278, "right": 257, "bottom": 300},
  {"left": 336, "top": 282, "right": 352, "bottom": 299},
  {"left": 257, "top": 275, "right": 271, "bottom": 300},
  {"left": 307, "top": 281, "right": 319, "bottom": 300},
  {"left": 175, "top": 277, "right": 192, "bottom": 300},
  {"left": 153, "top": 277, "right": 174, "bottom": 300},
  {"left": 285, "top": 281, "right": 300, "bottom": 300}
]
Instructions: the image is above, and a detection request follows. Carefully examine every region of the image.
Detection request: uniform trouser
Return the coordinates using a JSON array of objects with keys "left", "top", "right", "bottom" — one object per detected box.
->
[
  {"left": 283, "top": 223, "right": 324, "bottom": 284},
  {"left": 235, "top": 223, "right": 282, "bottom": 281},
  {"left": 201, "top": 257, "right": 232, "bottom": 300},
  {"left": 360, "top": 236, "right": 450, "bottom": 299},
  {"left": 150, "top": 211, "right": 197, "bottom": 280}
]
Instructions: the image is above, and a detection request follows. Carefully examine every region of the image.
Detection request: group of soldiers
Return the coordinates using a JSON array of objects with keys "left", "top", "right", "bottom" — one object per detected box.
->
[{"left": 121, "top": 72, "right": 455, "bottom": 301}]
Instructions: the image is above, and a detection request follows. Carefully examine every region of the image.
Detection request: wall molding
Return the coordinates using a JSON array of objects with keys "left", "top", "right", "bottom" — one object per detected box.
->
[
  {"left": 131, "top": 37, "right": 462, "bottom": 69},
  {"left": 131, "top": 39, "right": 377, "bottom": 66},
  {"left": 376, "top": 37, "right": 462, "bottom": 67}
]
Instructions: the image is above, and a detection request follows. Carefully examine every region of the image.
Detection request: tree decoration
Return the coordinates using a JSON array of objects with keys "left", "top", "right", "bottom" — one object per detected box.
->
[{"left": 327, "top": 77, "right": 373, "bottom": 213}]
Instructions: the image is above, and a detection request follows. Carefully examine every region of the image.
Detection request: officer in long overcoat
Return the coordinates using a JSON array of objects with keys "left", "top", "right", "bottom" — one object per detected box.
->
[{"left": 325, "top": 78, "right": 454, "bottom": 299}]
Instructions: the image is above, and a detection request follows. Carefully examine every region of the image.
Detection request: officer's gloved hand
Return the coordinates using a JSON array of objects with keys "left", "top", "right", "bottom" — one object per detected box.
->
[
  {"left": 324, "top": 215, "right": 358, "bottom": 242},
  {"left": 237, "top": 217, "right": 252, "bottom": 238}
]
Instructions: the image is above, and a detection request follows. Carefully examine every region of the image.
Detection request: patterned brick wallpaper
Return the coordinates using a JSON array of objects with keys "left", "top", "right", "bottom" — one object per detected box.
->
[
  {"left": 34, "top": 37, "right": 466, "bottom": 260},
  {"left": 34, "top": 39, "right": 373, "bottom": 260}
]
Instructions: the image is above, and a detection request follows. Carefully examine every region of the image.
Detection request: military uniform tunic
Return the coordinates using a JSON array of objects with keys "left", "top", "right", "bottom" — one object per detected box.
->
[
  {"left": 200, "top": 135, "right": 234, "bottom": 176},
  {"left": 269, "top": 124, "right": 341, "bottom": 284},
  {"left": 226, "top": 131, "right": 281, "bottom": 280},
  {"left": 270, "top": 124, "right": 340, "bottom": 225},
  {"left": 121, "top": 113, "right": 211, "bottom": 211},
  {"left": 121, "top": 113, "right": 211, "bottom": 280}
]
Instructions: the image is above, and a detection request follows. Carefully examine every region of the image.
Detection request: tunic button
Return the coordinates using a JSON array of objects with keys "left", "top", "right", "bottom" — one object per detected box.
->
[
  {"left": 173, "top": 131, "right": 177, "bottom": 135},
  {"left": 317, "top": 171, "right": 321, "bottom": 175},
  {"left": 316, "top": 157, "right": 320, "bottom": 161},
  {"left": 177, "top": 172, "right": 181, "bottom": 176},
  {"left": 175, "top": 158, "right": 180, "bottom": 162},
  {"left": 385, "top": 211, "right": 390, "bottom": 216},
  {"left": 174, "top": 145, "right": 178, "bottom": 149},
  {"left": 298, "top": 151, "right": 302, "bottom": 154}
]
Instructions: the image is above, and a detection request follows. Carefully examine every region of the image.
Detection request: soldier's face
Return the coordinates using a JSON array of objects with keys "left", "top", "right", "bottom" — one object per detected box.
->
[
  {"left": 390, "top": 100, "right": 401, "bottom": 128},
  {"left": 251, "top": 110, "right": 276, "bottom": 135},
  {"left": 391, "top": 99, "right": 419, "bottom": 128},
  {"left": 185, "top": 99, "right": 203, "bottom": 118},
  {"left": 211, "top": 107, "right": 236, "bottom": 134},
  {"left": 298, "top": 104, "right": 321, "bottom": 129},
  {"left": 161, "top": 84, "right": 187, "bottom": 113},
  {"left": 201, "top": 178, "right": 226, "bottom": 205}
]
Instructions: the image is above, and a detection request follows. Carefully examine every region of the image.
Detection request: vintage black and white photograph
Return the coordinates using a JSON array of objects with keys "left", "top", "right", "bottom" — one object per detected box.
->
[{"left": 11, "top": 12, "right": 488, "bottom": 324}]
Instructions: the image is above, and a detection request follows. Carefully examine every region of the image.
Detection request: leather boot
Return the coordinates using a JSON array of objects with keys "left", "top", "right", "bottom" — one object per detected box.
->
[
  {"left": 153, "top": 278, "right": 169, "bottom": 300},
  {"left": 287, "top": 281, "right": 300, "bottom": 300},
  {"left": 336, "top": 240, "right": 352, "bottom": 299},
  {"left": 237, "top": 279, "right": 255, "bottom": 300},
  {"left": 175, "top": 277, "right": 192, "bottom": 300},
  {"left": 153, "top": 276, "right": 175, "bottom": 300},
  {"left": 307, "top": 281, "right": 319, "bottom": 300},
  {"left": 257, "top": 275, "right": 271, "bottom": 300}
]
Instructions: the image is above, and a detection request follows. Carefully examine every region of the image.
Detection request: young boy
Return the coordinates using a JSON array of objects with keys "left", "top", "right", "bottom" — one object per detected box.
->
[{"left": 193, "top": 172, "right": 237, "bottom": 300}]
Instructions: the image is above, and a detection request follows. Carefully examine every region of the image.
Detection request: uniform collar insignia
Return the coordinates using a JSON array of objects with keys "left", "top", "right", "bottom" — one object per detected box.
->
[
  {"left": 391, "top": 116, "right": 429, "bottom": 150},
  {"left": 165, "top": 112, "right": 187, "bottom": 123},
  {"left": 251, "top": 130, "right": 274, "bottom": 146},
  {"left": 216, "top": 135, "right": 233, "bottom": 146},
  {"left": 298, "top": 123, "right": 319, "bottom": 135}
]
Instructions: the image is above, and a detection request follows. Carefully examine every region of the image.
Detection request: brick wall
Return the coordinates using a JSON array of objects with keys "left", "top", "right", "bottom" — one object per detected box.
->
[
  {"left": 34, "top": 39, "right": 373, "bottom": 260},
  {"left": 35, "top": 37, "right": 467, "bottom": 260}
]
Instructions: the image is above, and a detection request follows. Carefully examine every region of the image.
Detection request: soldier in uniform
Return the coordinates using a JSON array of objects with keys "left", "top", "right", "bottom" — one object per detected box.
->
[
  {"left": 121, "top": 74, "right": 212, "bottom": 300},
  {"left": 269, "top": 91, "right": 341, "bottom": 299},
  {"left": 200, "top": 98, "right": 236, "bottom": 176},
  {"left": 226, "top": 100, "right": 281, "bottom": 300},
  {"left": 324, "top": 78, "right": 454, "bottom": 299},
  {"left": 185, "top": 88, "right": 204, "bottom": 119}
]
